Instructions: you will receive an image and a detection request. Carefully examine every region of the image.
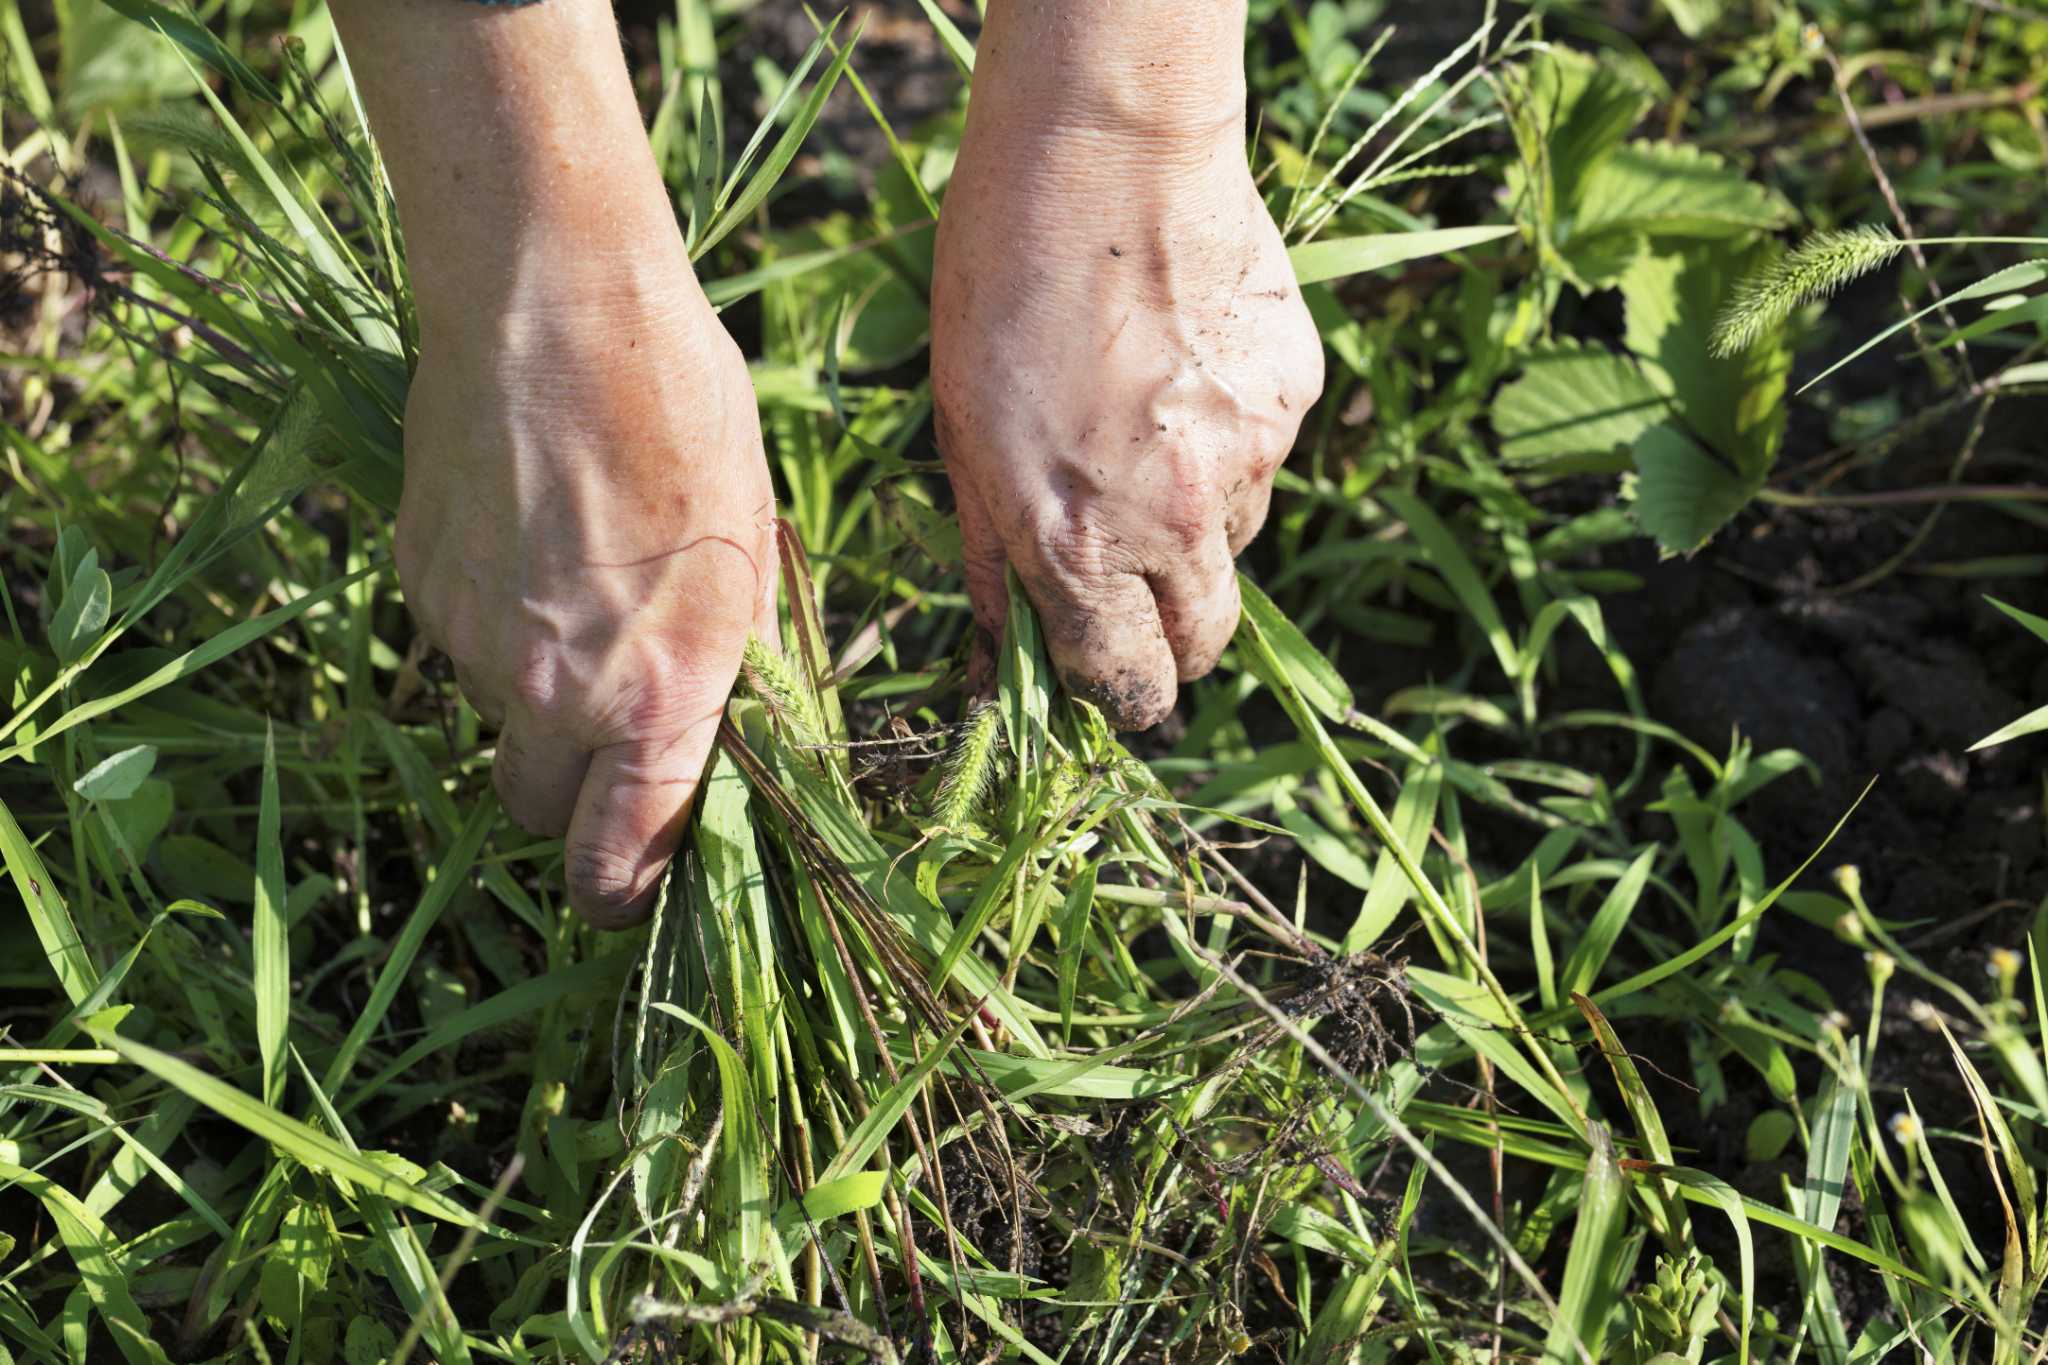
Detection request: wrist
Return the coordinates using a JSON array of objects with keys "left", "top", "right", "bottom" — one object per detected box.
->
[
  {"left": 415, "top": 240, "right": 721, "bottom": 378},
  {"left": 409, "top": 200, "right": 696, "bottom": 347},
  {"left": 972, "top": 0, "right": 1249, "bottom": 148}
]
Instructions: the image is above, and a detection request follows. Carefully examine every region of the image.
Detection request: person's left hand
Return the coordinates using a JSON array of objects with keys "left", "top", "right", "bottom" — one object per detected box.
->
[{"left": 931, "top": 115, "right": 1324, "bottom": 729}]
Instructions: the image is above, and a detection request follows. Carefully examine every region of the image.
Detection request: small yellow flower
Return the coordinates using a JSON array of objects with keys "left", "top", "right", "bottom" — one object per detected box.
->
[
  {"left": 1987, "top": 947, "right": 2022, "bottom": 982},
  {"left": 1887, "top": 1111, "right": 1921, "bottom": 1145}
]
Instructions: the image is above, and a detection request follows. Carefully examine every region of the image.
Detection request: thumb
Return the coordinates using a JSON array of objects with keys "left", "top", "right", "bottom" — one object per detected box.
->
[{"left": 562, "top": 700, "right": 724, "bottom": 930}]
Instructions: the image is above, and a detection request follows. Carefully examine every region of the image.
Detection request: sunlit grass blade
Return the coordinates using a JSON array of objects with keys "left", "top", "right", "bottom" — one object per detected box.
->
[{"left": 253, "top": 723, "right": 288, "bottom": 1106}]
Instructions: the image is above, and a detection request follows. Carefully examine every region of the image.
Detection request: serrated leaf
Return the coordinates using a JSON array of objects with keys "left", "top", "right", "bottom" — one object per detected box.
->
[
  {"left": 1623, "top": 241, "right": 1791, "bottom": 476},
  {"left": 1559, "top": 226, "right": 1648, "bottom": 290},
  {"left": 1574, "top": 140, "right": 1792, "bottom": 244},
  {"left": 1506, "top": 49, "right": 1652, "bottom": 225},
  {"left": 1631, "top": 423, "right": 1760, "bottom": 554},
  {"left": 1491, "top": 341, "right": 1669, "bottom": 468},
  {"left": 73, "top": 746, "right": 157, "bottom": 802}
]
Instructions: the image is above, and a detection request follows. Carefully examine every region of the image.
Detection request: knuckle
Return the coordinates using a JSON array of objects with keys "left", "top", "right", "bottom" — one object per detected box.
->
[
  {"left": 507, "top": 642, "right": 565, "bottom": 718},
  {"left": 1156, "top": 491, "right": 1214, "bottom": 555},
  {"left": 567, "top": 840, "right": 650, "bottom": 926},
  {"left": 602, "top": 656, "right": 725, "bottom": 743},
  {"left": 1027, "top": 511, "right": 1133, "bottom": 587}
]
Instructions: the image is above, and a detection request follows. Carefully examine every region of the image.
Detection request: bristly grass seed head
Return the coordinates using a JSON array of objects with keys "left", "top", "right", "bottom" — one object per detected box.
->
[
  {"left": 931, "top": 701, "right": 1003, "bottom": 830},
  {"left": 741, "top": 634, "right": 826, "bottom": 748},
  {"left": 1711, "top": 225, "right": 1903, "bottom": 358}
]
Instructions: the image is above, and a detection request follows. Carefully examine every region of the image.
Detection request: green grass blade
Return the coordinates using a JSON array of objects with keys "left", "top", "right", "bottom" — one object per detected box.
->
[
  {"left": 254, "top": 723, "right": 288, "bottom": 1106},
  {"left": 817, "top": 1005, "right": 977, "bottom": 1186},
  {"left": 342, "top": 953, "right": 637, "bottom": 1116},
  {"left": 321, "top": 795, "right": 498, "bottom": 1095},
  {"left": 0, "top": 568, "right": 373, "bottom": 761},
  {"left": 698, "top": 16, "right": 860, "bottom": 258},
  {"left": 80, "top": 1022, "right": 482, "bottom": 1229},
  {"left": 1544, "top": 1125, "right": 1624, "bottom": 1365},
  {"left": 1378, "top": 488, "right": 1519, "bottom": 681},
  {"left": 0, "top": 793, "right": 101, "bottom": 1005},
  {"left": 1056, "top": 862, "right": 1098, "bottom": 1042},
  {"left": 1559, "top": 847, "right": 1654, "bottom": 998},
  {"left": 1289, "top": 224, "right": 1517, "bottom": 285},
  {"left": 1798, "top": 260, "right": 2048, "bottom": 395},
  {"left": 913, "top": 0, "right": 975, "bottom": 75},
  {"left": 0, "top": 1162, "right": 170, "bottom": 1365}
]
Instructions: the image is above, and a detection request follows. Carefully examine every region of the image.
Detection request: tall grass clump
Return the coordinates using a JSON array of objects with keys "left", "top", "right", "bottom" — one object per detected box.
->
[{"left": 3, "top": 5, "right": 2046, "bottom": 1364}]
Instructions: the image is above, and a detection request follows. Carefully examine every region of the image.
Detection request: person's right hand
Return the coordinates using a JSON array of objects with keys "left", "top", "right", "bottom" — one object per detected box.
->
[{"left": 395, "top": 253, "right": 776, "bottom": 928}]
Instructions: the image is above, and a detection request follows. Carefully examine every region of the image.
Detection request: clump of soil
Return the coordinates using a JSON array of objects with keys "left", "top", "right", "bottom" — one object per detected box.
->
[{"left": 1282, "top": 946, "right": 1416, "bottom": 1080}]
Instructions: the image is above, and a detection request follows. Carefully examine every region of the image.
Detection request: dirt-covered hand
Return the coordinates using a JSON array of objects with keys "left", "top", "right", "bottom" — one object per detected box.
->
[
  {"left": 930, "top": 24, "right": 1323, "bottom": 731},
  {"left": 396, "top": 267, "right": 775, "bottom": 928}
]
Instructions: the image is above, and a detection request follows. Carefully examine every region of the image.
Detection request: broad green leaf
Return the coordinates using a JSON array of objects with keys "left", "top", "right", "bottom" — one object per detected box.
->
[
  {"left": 1491, "top": 341, "right": 1668, "bottom": 468},
  {"left": 1623, "top": 241, "right": 1790, "bottom": 476},
  {"left": 1504, "top": 48, "right": 1652, "bottom": 225},
  {"left": 1746, "top": 1109, "right": 1796, "bottom": 1162},
  {"left": 1289, "top": 224, "right": 1518, "bottom": 286},
  {"left": 1659, "top": 0, "right": 1728, "bottom": 36},
  {"left": 1573, "top": 140, "right": 1791, "bottom": 244},
  {"left": 1631, "top": 423, "right": 1760, "bottom": 555},
  {"left": 775, "top": 1171, "right": 887, "bottom": 1256},
  {"left": 49, "top": 551, "right": 110, "bottom": 665},
  {"left": 72, "top": 745, "right": 157, "bottom": 803}
]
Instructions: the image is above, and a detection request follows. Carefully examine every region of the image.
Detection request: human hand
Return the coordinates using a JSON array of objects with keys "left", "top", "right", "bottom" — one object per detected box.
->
[
  {"left": 396, "top": 258, "right": 775, "bottom": 928},
  {"left": 930, "top": 15, "right": 1323, "bottom": 729}
]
